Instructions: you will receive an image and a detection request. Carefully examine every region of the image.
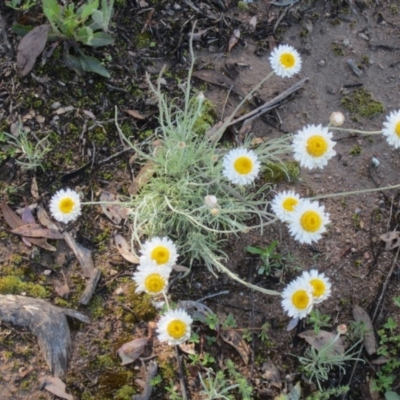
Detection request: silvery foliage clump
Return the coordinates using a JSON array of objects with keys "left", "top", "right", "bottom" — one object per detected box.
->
[{"left": 116, "top": 39, "right": 294, "bottom": 296}]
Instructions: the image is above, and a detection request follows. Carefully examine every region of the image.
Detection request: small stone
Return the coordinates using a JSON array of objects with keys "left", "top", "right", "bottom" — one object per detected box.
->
[
  {"left": 343, "top": 38, "right": 350, "bottom": 47},
  {"left": 43, "top": 270, "right": 52, "bottom": 276},
  {"left": 318, "top": 60, "right": 325, "bottom": 67}
]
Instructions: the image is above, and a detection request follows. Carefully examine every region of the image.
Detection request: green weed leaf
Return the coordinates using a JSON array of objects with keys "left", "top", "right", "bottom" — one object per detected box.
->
[
  {"left": 78, "top": 0, "right": 99, "bottom": 21},
  {"left": 90, "top": 32, "right": 114, "bottom": 47}
]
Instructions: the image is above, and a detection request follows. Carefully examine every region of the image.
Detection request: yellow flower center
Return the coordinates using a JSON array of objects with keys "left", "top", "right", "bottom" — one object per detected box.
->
[
  {"left": 300, "top": 210, "right": 322, "bottom": 233},
  {"left": 279, "top": 52, "right": 295, "bottom": 69},
  {"left": 234, "top": 156, "right": 253, "bottom": 175},
  {"left": 283, "top": 197, "right": 299, "bottom": 212},
  {"left": 292, "top": 289, "right": 310, "bottom": 310},
  {"left": 306, "top": 135, "right": 328, "bottom": 157},
  {"left": 395, "top": 121, "right": 400, "bottom": 137},
  {"left": 310, "top": 278, "right": 326, "bottom": 298},
  {"left": 144, "top": 273, "right": 165, "bottom": 294},
  {"left": 59, "top": 198, "right": 75, "bottom": 214},
  {"left": 167, "top": 319, "right": 187, "bottom": 339},
  {"left": 151, "top": 245, "right": 170, "bottom": 265}
]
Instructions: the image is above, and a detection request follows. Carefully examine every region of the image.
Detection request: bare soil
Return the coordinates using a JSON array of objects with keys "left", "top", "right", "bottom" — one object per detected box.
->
[{"left": 1, "top": 0, "right": 400, "bottom": 399}]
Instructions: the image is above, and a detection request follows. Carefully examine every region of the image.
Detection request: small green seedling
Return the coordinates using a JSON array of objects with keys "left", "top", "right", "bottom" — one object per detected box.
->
[
  {"left": 6, "top": 0, "right": 37, "bottom": 10},
  {"left": 14, "top": 0, "right": 115, "bottom": 77},
  {"left": 307, "top": 309, "right": 331, "bottom": 334},
  {"left": 246, "top": 241, "right": 283, "bottom": 276}
]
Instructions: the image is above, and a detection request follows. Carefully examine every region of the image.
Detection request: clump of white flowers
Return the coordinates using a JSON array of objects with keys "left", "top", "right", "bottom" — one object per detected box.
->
[{"left": 281, "top": 269, "right": 331, "bottom": 319}]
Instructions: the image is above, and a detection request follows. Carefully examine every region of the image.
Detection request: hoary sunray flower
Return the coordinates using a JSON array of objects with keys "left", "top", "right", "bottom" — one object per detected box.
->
[
  {"left": 292, "top": 125, "right": 336, "bottom": 170},
  {"left": 281, "top": 277, "right": 314, "bottom": 319},
  {"left": 382, "top": 110, "right": 400, "bottom": 149},
  {"left": 298, "top": 269, "right": 331, "bottom": 304},
  {"left": 133, "top": 266, "right": 170, "bottom": 295},
  {"left": 271, "top": 190, "right": 301, "bottom": 222},
  {"left": 49, "top": 188, "right": 81, "bottom": 223},
  {"left": 157, "top": 308, "right": 193, "bottom": 345},
  {"left": 222, "top": 147, "right": 260, "bottom": 185},
  {"left": 140, "top": 237, "right": 178, "bottom": 270},
  {"left": 269, "top": 44, "right": 302, "bottom": 78},
  {"left": 288, "top": 199, "right": 330, "bottom": 244}
]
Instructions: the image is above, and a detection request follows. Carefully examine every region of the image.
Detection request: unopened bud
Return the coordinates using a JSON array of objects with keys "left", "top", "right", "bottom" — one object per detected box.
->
[
  {"left": 204, "top": 195, "right": 218, "bottom": 208},
  {"left": 178, "top": 141, "right": 186, "bottom": 149},
  {"left": 211, "top": 155, "right": 219, "bottom": 163},
  {"left": 330, "top": 112, "right": 345, "bottom": 127},
  {"left": 197, "top": 92, "right": 205, "bottom": 103},
  {"left": 337, "top": 324, "right": 347, "bottom": 335},
  {"left": 210, "top": 208, "right": 220, "bottom": 216}
]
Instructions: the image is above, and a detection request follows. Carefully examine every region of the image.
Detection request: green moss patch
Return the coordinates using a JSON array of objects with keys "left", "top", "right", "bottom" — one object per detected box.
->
[
  {"left": 0, "top": 276, "right": 48, "bottom": 298},
  {"left": 341, "top": 88, "right": 385, "bottom": 118}
]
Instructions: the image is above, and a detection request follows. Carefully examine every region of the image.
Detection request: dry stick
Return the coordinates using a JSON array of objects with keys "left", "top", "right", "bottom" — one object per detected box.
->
[
  {"left": 343, "top": 246, "right": 400, "bottom": 399},
  {"left": 176, "top": 345, "right": 188, "bottom": 400},
  {"left": 227, "top": 77, "right": 309, "bottom": 128}
]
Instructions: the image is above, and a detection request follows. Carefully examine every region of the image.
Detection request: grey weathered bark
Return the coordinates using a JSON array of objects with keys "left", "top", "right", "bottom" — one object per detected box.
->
[{"left": 0, "top": 295, "right": 90, "bottom": 377}]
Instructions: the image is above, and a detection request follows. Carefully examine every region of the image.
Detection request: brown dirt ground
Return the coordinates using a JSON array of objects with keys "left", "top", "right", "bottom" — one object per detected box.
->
[{"left": 1, "top": 0, "right": 400, "bottom": 399}]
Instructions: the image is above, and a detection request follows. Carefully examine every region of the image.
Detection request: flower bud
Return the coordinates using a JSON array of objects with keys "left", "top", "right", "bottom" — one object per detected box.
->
[
  {"left": 210, "top": 208, "right": 220, "bottom": 216},
  {"left": 329, "top": 112, "right": 345, "bottom": 127},
  {"left": 337, "top": 324, "right": 347, "bottom": 335},
  {"left": 204, "top": 195, "right": 218, "bottom": 208},
  {"left": 197, "top": 92, "right": 205, "bottom": 103}
]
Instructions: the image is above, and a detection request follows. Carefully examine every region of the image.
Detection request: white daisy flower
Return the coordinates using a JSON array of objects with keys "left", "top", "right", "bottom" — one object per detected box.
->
[
  {"left": 288, "top": 199, "right": 330, "bottom": 244},
  {"left": 382, "top": 110, "right": 400, "bottom": 149},
  {"left": 271, "top": 190, "right": 301, "bottom": 222},
  {"left": 222, "top": 147, "right": 260, "bottom": 185},
  {"left": 298, "top": 269, "right": 331, "bottom": 304},
  {"left": 269, "top": 44, "right": 302, "bottom": 78},
  {"left": 292, "top": 124, "right": 336, "bottom": 170},
  {"left": 133, "top": 266, "right": 170, "bottom": 295},
  {"left": 157, "top": 308, "right": 193, "bottom": 345},
  {"left": 281, "top": 277, "right": 314, "bottom": 319},
  {"left": 140, "top": 237, "right": 178, "bottom": 270},
  {"left": 49, "top": 188, "right": 81, "bottom": 223}
]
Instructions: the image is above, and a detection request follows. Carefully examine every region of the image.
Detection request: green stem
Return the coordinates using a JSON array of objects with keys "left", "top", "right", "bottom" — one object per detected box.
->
[
  {"left": 329, "top": 127, "right": 382, "bottom": 135},
  {"left": 311, "top": 182, "right": 400, "bottom": 200}
]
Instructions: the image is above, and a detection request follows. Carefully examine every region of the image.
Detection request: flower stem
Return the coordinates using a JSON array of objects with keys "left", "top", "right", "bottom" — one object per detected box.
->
[
  {"left": 311, "top": 182, "right": 400, "bottom": 200},
  {"left": 329, "top": 127, "right": 382, "bottom": 135}
]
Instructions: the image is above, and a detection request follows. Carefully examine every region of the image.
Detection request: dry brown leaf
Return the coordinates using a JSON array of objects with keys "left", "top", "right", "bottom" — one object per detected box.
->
[
  {"left": 192, "top": 70, "right": 246, "bottom": 97},
  {"left": 82, "top": 109, "right": 96, "bottom": 120},
  {"left": 54, "top": 273, "right": 70, "bottom": 298},
  {"left": 129, "top": 160, "right": 156, "bottom": 195},
  {"left": 21, "top": 204, "right": 36, "bottom": 224},
  {"left": 262, "top": 361, "right": 282, "bottom": 389},
  {"left": 179, "top": 342, "right": 196, "bottom": 355},
  {"left": 298, "top": 330, "right": 346, "bottom": 355},
  {"left": 1, "top": 202, "right": 56, "bottom": 251},
  {"left": 37, "top": 206, "right": 59, "bottom": 231},
  {"left": 220, "top": 329, "right": 250, "bottom": 365},
  {"left": 17, "top": 25, "right": 49, "bottom": 77},
  {"left": 380, "top": 231, "right": 400, "bottom": 251},
  {"left": 172, "top": 264, "right": 189, "bottom": 272},
  {"left": 249, "top": 16, "right": 257, "bottom": 31},
  {"left": 11, "top": 223, "right": 64, "bottom": 239},
  {"left": 39, "top": 376, "right": 73, "bottom": 400},
  {"left": 31, "top": 176, "right": 39, "bottom": 199},
  {"left": 117, "top": 337, "right": 148, "bottom": 365},
  {"left": 228, "top": 28, "right": 240, "bottom": 53},
  {"left": 124, "top": 109, "right": 149, "bottom": 120},
  {"left": 352, "top": 305, "right": 377, "bottom": 355},
  {"left": 115, "top": 235, "right": 140, "bottom": 264},
  {"left": 99, "top": 191, "right": 127, "bottom": 225},
  {"left": 63, "top": 232, "right": 94, "bottom": 278}
]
